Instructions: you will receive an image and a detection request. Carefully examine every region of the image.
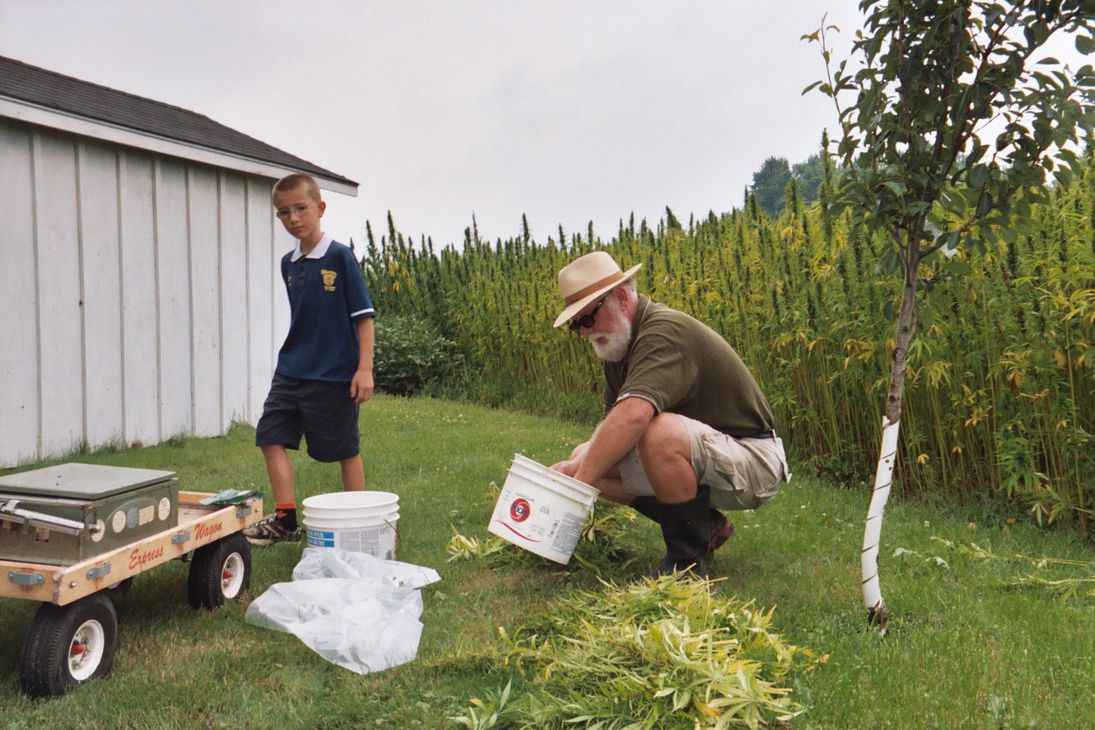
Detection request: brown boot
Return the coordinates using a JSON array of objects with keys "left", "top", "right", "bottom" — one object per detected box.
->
[{"left": 708, "top": 509, "right": 735, "bottom": 554}]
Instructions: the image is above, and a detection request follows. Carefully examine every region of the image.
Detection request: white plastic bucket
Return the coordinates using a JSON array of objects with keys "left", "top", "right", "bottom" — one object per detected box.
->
[
  {"left": 303, "top": 491, "right": 400, "bottom": 560},
  {"left": 487, "top": 454, "right": 600, "bottom": 564}
]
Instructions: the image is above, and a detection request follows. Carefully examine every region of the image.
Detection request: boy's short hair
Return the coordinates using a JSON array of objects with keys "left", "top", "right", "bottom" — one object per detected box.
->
[{"left": 271, "top": 173, "right": 322, "bottom": 204}]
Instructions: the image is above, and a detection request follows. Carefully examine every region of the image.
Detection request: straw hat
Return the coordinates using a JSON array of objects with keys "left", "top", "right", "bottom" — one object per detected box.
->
[{"left": 553, "top": 251, "right": 642, "bottom": 328}]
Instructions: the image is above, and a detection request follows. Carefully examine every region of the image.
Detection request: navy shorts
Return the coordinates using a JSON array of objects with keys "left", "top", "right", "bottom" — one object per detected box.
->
[{"left": 255, "top": 373, "right": 360, "bottom": 462}]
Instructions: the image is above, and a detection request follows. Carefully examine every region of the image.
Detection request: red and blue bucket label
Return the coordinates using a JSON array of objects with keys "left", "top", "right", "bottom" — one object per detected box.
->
[{"left": 509, "top": 498, "right": 531, "bottom": 522}]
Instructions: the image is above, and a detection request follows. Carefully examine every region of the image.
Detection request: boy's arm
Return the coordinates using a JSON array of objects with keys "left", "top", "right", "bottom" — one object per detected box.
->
[{"left": 350, "top": 316, "right": 375, "bottom": 404}]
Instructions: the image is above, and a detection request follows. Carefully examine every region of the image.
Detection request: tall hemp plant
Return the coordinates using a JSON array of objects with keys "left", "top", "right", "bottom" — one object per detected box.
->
[{"left": 805, "top": 0, "right": 1094, "bottom": 630}]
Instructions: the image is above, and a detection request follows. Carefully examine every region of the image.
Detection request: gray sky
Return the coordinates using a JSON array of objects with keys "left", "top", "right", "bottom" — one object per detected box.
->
[{"left": 0, "top": 1, "right": 1083, "bottom": 250}]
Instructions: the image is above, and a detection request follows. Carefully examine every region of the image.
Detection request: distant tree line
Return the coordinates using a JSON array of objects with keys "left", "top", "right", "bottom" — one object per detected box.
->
[{"left": 749, "top": 152, "right": 826, "bottom": 218}]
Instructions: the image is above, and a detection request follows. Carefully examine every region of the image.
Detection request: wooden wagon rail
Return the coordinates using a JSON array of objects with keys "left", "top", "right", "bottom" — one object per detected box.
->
[{"left": 1, "top": 492, "right": 262, "bottom": 605}]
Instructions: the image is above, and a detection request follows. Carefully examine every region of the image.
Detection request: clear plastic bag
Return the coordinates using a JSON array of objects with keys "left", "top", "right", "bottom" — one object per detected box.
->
[{"left": 245, "top": 548, "right": 441, "bottom": 674}]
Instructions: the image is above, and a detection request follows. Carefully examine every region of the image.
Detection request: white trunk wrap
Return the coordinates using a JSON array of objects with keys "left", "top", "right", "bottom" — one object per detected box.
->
[{"left": 861, "top": 416, "right": 900, "bottom": 612}]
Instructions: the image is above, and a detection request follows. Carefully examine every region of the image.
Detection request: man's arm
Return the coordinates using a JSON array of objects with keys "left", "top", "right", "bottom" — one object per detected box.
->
[
  {"left": 569, "top": 396, "right": 654, "bottom": 485},
  {"left": 351, "top": 316, "right": 375, "bottom": 403}
]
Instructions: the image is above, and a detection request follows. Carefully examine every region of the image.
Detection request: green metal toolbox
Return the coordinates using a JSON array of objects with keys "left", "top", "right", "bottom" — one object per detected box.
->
[{"left": 0, "top": 463, "right": 179, "bottom": 566}]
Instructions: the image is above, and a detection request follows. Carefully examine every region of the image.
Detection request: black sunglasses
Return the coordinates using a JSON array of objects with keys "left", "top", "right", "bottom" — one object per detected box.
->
[{"left": 569, "top": 296, "right": 608, "bottom": 332}]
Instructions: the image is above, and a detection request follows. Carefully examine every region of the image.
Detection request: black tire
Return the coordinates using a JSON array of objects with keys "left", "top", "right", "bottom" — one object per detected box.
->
[
  {"left": 187, "top": 533, "right": 252, "bottom": 609},
  {"left": 107, "top": 577, "right": 135, "bottom": 592},
  {"left": 19, "top": 593, "right": 118, "bottom": 698}
]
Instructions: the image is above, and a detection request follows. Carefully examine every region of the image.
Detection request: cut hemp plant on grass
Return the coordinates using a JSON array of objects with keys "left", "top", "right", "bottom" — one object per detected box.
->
[
  {"left": 892, "top": 537, "right": 1095, "bottom": 600},
  {"left": 449, "top": 575, "right": 824, "bottom": 729},
  {"left": 944, "top": 537, "right": 1095, "bottom": 601}
]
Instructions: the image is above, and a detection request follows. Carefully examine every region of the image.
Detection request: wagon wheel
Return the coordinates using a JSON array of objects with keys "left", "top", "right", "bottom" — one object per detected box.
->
[
  {"left": 187, "top": 533, "right": 252, "bottom": 609},
  {"left": 19, "top": 593, "right": 118, "bottom": 697}
]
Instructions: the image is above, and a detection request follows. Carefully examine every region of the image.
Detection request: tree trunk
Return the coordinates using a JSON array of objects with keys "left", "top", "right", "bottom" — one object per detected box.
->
[{"left": 861, "top": 258, "right": 919, "bottom": 631}]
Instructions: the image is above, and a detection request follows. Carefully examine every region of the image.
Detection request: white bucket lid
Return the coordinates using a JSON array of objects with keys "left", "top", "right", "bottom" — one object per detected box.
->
[{"left": 302, "top": 491, "right": 399, "bottom": 511}]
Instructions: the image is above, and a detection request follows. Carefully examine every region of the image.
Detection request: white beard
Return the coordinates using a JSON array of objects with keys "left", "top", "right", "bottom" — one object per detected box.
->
[{"left": 588, "top": 306, "right": 632, "bottom": 362}]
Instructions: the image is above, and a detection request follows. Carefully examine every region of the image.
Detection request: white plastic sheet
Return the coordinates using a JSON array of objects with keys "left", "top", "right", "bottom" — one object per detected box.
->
[{"left": 245, "top": 547, "right": 441, "bottom": 675}]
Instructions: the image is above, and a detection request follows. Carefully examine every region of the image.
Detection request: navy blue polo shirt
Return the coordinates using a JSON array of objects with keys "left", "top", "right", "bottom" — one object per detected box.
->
[{"left": 276, "top": 235, "right": 375, "bottom": 382}]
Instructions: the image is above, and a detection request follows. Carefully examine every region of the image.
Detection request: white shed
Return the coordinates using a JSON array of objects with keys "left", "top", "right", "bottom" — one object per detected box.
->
[{"left": 0, "top": 55, "right": 358, "bottom": 468}]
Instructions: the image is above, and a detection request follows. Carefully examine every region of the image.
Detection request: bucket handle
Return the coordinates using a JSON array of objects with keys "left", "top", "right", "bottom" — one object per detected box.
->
[{"left": 384, "top": 516, "right": 399, "bottom": 555}]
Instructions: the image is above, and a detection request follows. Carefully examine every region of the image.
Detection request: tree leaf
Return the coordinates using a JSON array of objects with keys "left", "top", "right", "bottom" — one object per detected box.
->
[
  {"left": 968, "top": 165, "right": 989, "bottom": 190},
  {"left": 1054, "top": 167, "right": 1073, "bottom": 189},
  {"left": 883, "top": 180, "right": 907, "bottom": 196}
]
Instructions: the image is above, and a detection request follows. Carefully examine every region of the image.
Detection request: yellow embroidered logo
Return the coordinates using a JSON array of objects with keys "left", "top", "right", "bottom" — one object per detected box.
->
[{"left": 321, "top": 269, "right": 337, "bottom": 292}]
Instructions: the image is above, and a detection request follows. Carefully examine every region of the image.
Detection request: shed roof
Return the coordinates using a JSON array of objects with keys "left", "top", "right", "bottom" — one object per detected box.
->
[{"left": 0, "top": 54, "right": 357, "bottom": 191}]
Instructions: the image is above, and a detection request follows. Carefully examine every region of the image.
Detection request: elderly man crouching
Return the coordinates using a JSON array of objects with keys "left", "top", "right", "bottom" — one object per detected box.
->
[{"left": 550, "top": 251, "right": 790, "bottom": 577}]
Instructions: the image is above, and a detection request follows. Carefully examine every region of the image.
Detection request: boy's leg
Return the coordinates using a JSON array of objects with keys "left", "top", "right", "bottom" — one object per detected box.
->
[
  {"left": 263, "top": 444, "right": 296, "bottom": 504},
  {"left": 339, "top": 454, "right": 366, "bottom": 492},
  {"left": 244, "top": 445, "right": 303, "bottom": 545},
  {"left": 251, "top": 372, "right": 308, "bottom": 544},
  {"left": 300, "top": 381, "right": 362, "bottom": 488}
]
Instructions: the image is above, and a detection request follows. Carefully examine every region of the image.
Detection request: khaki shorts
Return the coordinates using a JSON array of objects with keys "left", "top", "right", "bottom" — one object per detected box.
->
[{"left": 617, "top": 414, "right": 790, "bottom": 510}]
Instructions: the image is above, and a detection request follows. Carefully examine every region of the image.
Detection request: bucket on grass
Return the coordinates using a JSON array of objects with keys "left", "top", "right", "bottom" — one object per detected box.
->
[
  {"left": 303, "top": 491, "right": 400, "bottom": 560},
  {"left": 487, "top": 454, "right": 600, "bottom": 565}
]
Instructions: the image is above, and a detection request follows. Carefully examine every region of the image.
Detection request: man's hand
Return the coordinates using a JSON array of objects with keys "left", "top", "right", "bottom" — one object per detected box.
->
[
  {"left": 550, "top": 459, "right": 579, "bottom": 476},
  {"left": 350, "top": 368, "right": 374, "bottom": 404},
  {"left": 551, "top": 441, "right": 591, "bottom": 476}
]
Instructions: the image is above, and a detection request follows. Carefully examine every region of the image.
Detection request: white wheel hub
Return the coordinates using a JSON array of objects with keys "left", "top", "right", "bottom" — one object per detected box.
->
[
  {"left": 220, "top": 552, "right": 245, "bottom": 598},
  {"left": 68, "top": 619, "right": 106, "bottom": 680}
]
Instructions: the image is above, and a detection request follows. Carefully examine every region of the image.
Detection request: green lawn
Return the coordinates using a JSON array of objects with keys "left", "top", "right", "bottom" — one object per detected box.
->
[{"left": 1, "top": 395, "right": 1092, "bottom": 728}]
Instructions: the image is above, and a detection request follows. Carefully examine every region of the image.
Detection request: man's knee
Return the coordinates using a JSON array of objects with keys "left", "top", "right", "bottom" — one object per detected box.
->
[{"left": 636, "top": 413, "right": 690, "bottom": 461}]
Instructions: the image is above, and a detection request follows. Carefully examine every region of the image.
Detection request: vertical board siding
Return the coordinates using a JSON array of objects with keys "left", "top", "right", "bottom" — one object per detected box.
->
[
  {"left": 0, "top": 119, "right": 284, "bottom": 467},
  {"left": 119, "top": 150, "right": 160, "bottom": 445},
  {"left": 0, "top": 119, "right": 39, "bottom": 464},
  {"left": 219, "top": 172, "right": 248, "bottom": 429},
  {"left": 77, "top": 140, "right": 124, "bottom": 450},
  {"left": 246, "top": 178, "right": 274, "bottom": 421},
  {"left": 156, "top": 158, "right": 194, "bottom": 439},
  {"left": 34, "top": 130, "right": 84, "bottom": 454},
  {"left": 187, "top": 165, "right": 223, "bottom": 438}
]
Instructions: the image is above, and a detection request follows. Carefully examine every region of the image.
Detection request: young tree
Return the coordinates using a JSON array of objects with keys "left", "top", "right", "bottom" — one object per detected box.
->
[{"left": 805, "top": 1, "right": 1094, "bottom": 630}]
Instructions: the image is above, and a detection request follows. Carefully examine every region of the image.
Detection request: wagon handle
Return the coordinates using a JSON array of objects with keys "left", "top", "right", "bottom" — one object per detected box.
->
[{"left": 0, "top": 499, "right": 93, "bottom": 536}]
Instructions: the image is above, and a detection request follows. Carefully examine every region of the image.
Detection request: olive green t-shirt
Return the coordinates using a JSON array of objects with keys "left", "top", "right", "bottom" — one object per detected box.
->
[{"left": 603, "top": 296, "right": 774, "bottom": 437}]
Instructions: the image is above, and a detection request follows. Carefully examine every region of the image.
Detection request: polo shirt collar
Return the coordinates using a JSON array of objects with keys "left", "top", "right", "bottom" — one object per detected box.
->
[{"left": 290, "top": 234, "right": 333, "bottom": 262}]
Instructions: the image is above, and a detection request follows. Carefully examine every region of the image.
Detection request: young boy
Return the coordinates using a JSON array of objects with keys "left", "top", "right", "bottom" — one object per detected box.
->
[{"left": 244, "top": 172, "right": 376, "bottom": 545}]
